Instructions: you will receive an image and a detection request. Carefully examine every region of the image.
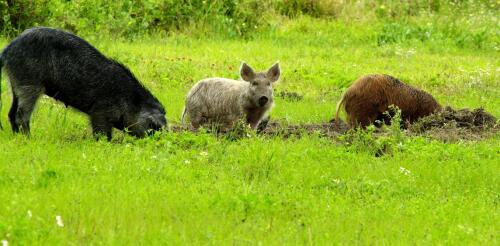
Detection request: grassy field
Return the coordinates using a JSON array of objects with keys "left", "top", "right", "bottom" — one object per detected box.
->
[{"left": 0, "top": 17, "right": 499, "bottom": 244}]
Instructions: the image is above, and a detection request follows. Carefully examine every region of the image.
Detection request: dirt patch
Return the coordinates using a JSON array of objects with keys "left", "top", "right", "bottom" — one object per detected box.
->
[
  {"left": 258, "top": 107, "right": 498, "bottom": 140},
  {"left": 257, "top": 119, "right": 349, "bottom": 138},
  {"left": 170, "top": 119, "right": 349, "bottom": 138},
  {"left": 410, "top": 127, "right": 498, "bottom": 142},
  {"left": 277, "top": 91, "right": 304, "bottom": 102},
  {"left": 170, "top": 107, "right": 498, "bottom": 141}
]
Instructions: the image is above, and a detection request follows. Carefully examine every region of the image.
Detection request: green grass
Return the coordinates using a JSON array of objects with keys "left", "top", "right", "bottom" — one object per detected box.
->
[{"left": 0, "top": 17, "right": 499, "bottom": 244}]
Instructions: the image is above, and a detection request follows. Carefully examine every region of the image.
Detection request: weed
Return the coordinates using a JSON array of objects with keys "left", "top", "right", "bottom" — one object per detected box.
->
[
  {"left": 339, "top": 106, "right": 406, "bottom": 157},
  {"left": 0, "top": 7, "right": 499, "bottom": 244}
]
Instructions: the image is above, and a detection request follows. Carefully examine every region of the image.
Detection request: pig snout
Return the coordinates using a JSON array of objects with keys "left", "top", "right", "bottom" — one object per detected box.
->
[
  {"left": 147, "top": 114, "right": 167, "bottom": 134},
  {"left": 258, "top": 96, "right": 269, "bottom": 107}
]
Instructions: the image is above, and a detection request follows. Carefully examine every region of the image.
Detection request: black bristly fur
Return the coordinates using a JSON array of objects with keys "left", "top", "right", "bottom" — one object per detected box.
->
[{"left": 0, "top": 27, "right": 167, "bottom": 140}]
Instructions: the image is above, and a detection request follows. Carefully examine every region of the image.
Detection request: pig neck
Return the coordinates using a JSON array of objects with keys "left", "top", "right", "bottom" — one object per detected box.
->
[
  {"left": 239, "top": 86, "right": 258, "bottom": 111},
  {"left": 241, "top": 93, "right": 269, "bottom": 129},
  {"left": 240, "top": 94, "right": 270, "bottom": 115}
]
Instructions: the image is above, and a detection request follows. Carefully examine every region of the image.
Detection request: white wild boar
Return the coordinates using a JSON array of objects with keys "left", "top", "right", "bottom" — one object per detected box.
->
[{"left": 182, "top": 62, "right": 280, "bottom": 131}]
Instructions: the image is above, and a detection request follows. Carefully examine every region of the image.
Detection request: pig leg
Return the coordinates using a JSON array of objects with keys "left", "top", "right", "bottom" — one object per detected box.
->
[
  {"left": 90, "top": 116, "right": 112, "bottom": 140},
  {"left": 346, "top": 102, "right": 380, "bottom": 128},
  {"left": 353, "top": 113, "right": 378, "bottom": 128},
  {"left": 248, "top": 121, "right": 260, "bottom": 130},
  {"left": 256, "top": 115, "right": 270, "bottom": 132},
  {"left": 8, "top": 94, "right": 19, "bottom": 132},
  {"left": 246, "top": 109, "right": 266, "bottom": 130},
  {"left": 10, "top": 85, "right": 42, "bottom": 134},
  {"left": 188, "top": 110, "right": 205, "bottom": 131},
  {"left": 220, "top": 119, "right": 237, "bottom": 132}
]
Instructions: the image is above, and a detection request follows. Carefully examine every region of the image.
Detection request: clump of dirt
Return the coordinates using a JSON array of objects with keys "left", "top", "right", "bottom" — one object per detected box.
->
[
  {"left": 277, "top": 91, "right": 304, "bottom": 102},
  {"left": 411, "top": 106, "right": 497, "bottom": 131},
  {"left": 259, "top": 119, "right": 349, "bottom": 138},
  {"left": 409, "top": 106, "right": 498, "bottom": 141}
]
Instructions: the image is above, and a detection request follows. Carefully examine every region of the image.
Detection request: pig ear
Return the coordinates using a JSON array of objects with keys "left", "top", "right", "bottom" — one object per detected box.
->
[
  {"left": 240, "top": 62, "right": 256, "bottom": 82},
  {"left": 266, "top": 62, "right": 281, "bottom": 83}
]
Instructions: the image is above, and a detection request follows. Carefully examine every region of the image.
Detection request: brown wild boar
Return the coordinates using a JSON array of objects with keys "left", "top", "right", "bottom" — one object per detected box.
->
[
  {"left": 182, "top": 62, "right": 280, "bottom": 131},
  {"left": 336, "top": 74, "right": 441, "bottom": 128}
]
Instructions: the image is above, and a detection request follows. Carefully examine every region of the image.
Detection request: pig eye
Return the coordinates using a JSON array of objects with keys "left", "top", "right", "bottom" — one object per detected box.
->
[
  {"left": 266, "top": 82, "right": 271, "bottom": 86},
  {"left": 252, "top": 82, "right": 258, "bottom": 86}
]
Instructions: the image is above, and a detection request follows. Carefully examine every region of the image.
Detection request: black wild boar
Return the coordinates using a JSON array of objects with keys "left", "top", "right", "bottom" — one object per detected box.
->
[{"left": 0, "top": 27, "right": 166, "bottom": 140}]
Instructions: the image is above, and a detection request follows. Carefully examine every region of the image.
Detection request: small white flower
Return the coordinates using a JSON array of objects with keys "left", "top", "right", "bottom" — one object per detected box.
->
[
  {"left": 332, "top": 179, "right": 341, "bottom": 184},
  {"left": 1, "top": 240, "right": 8, "bottom": 246},
  {"left": 152, "top": 155, "right": 158, "bottom": 159},
  {"left": 399, "top": 167, "right": 411, "bottom": 176},
  {"left": 200, "top": 151, "right": 208, "bottom": 157},
  {"left": 458, "top": 224, "right": 474, "bottom": 234},
  {"left": 27, "top": 210, "right": 32, "bottom": 218},
  {"left": 56, "top": 215, "right": 64, "bottom": 227},
  {"left": 184, "top": 160, "right": 191, "bottom": 164}
]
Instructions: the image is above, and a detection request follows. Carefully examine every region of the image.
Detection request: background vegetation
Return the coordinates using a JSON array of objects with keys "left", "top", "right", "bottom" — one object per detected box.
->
[
  {"left": 0, "top": 0, "right": 499, "bottom": 244},
  {"left": 0, "top": 0, "right": 498, "bottom": 50}
]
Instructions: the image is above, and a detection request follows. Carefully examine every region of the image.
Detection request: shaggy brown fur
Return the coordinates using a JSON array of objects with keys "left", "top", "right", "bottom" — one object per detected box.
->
[{"left": 336, "top": 74, "right": 442, "bottom": 128}]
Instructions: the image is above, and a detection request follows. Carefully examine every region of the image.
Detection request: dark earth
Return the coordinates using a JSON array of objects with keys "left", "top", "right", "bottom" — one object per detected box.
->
[{"left": 171, "top": 107, "right": 498, "bottom": 141}]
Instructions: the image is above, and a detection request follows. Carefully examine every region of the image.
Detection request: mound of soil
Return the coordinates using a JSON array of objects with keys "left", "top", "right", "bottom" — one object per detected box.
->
[
  {"left": 410, "top": 107, "right": 497, "bottom": 131},
  {"left": 409, "top": 107, "right": 498, "bottom": 141}
]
